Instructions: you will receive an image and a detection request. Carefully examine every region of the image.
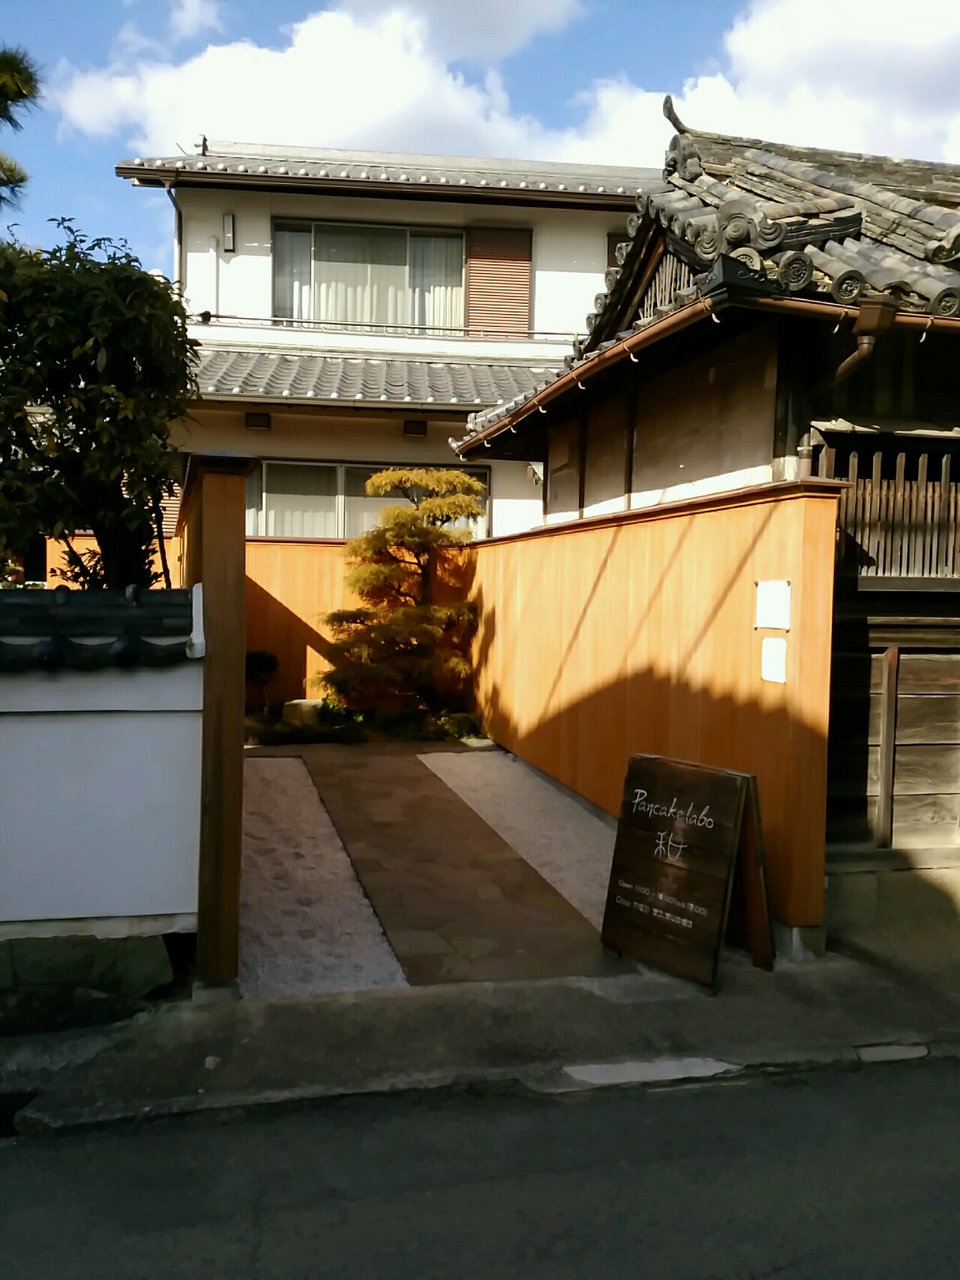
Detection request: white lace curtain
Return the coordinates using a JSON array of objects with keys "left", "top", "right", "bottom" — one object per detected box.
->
[
  {"left": 410, "top": 233, "right": 464, "bottom": 332},
  {"left": 263, "top": 463, "right": 338, "bottom": 539},
  {"left": 274, "top": 224, "right": 464, "bottom": 330},
  {"left": 273, "top": 225, "right": 313, "bottom": 320}
]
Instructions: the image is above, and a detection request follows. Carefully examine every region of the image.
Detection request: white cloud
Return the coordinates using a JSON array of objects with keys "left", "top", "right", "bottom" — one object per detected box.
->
[
  {"left": 46, "top": 0, "right": 960, "bottom": 169},
  {"left": 169, "top": 0, "right": 223, "bottom": 43},
  {"left": 336, "top": 0, "right": 584, "bottom": 61},
  {"left": 554, "top": 0, "right": 960, "bottom": 166},
  {"left": 50, "top": 10, "right": 562, "bottom": 159},
  {"left": 710, "top": 0, "right": 960, "bottom": 158}
]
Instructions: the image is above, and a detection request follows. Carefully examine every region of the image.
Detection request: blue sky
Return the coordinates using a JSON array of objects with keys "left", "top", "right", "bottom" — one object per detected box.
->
[{"left": 3, "top": 1, "right": 959, "bottom": 272}]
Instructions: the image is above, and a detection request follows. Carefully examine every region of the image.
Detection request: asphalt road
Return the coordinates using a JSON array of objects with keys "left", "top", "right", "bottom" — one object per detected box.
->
[{"left": 2, "top": 1059, "right": 959, "bottom": 1279}]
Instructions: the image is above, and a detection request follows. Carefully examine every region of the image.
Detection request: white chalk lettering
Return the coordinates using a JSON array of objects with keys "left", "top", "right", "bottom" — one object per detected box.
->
[
  {"left": 630, "top": 789, "right": 714, "bottom": 829},
  {"left": 653, "top": 831, "right": 687, "bottom": 863}
]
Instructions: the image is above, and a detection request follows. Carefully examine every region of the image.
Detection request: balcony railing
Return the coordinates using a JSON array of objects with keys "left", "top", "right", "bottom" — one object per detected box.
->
[
  {"left": 190, "top": 311, "right": 577, "bottom": 344},
  {"left": 819, "top": 444, "right": 960, "bottom": 585}
]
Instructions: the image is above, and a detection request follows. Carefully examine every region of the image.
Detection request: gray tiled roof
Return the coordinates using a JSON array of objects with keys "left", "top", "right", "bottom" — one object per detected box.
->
[
  {"left": 671, "top": 104, "right": 960, "bottom": 211},
  {"left": 118, "top": 141, "right": 657, "bottom": 206},
  {"left": 456, "top": 101, "right": 960, "bottom": 451},
  {"left": 198, "top": 346, "right": 558, "bottom": 409},
  {"left": 588, "top": 104, "right": 960, "bottom": 348},
  {"left": 0, "top": 588, "right": 196, "bottom": 673}
]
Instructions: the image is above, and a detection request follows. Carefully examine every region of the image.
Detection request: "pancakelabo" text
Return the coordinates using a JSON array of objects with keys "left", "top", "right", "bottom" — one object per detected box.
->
[{"left": 630, "top": 790, "right": 714, "bottom": 829}]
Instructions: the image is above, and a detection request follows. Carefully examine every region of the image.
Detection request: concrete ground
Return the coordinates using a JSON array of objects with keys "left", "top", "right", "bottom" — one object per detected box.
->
[
  {"left": 3, "top": 912, "right": 960, "bottom": 1134},
  {"left": 4, "top": 1060, "right": 960, "bottom": 1279},
  {"left": 3, "top": 741, "right": 959, "bottom": 1136}
]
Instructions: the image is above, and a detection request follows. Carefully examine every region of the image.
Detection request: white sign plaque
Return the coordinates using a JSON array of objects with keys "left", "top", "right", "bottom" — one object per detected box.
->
[
  {"left": 755, "top": 580, "right": 791, "bottom": 631},
  {"left": 761, "top": 636, "right": 788, "bottom": 684}
]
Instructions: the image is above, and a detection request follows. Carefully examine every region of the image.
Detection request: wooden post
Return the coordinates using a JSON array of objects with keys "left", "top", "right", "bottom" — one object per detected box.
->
[
  {"left": 183, "top": 456, "right": 253, "bottom": 987},
  {"left": 876, "top": 644, "right": 900, "bottom": 848},
  {"left": 623, "top": 371, "right": 638, "bottom": 512},
  {"left": 577, "top": 411, "right": 587, "bottom": 519}
]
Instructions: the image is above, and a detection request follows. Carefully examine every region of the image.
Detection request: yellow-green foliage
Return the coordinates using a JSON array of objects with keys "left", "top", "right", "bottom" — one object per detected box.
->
[{"left": 320, "top": 468, "right": 484, "bottom": 712}]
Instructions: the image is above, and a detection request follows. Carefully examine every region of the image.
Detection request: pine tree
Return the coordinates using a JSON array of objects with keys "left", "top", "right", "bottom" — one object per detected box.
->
[
  {"left": 0, "top": 45, "right": 40, "bottom": 208},
  {"left": 321, "top": 468, "right": 485, "bottom": 715}
]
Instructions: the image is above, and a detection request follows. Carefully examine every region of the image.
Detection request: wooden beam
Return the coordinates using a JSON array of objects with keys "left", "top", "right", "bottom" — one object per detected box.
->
[
  {"left": 624, "top": 368, "right": 638, "bottom": 510},
  {"left": 876, "top": 644, "right": 900, "bottom": 848},
  {"left": 577, "top": 410, "right": 587, "bottom": 520},
  {"left": 193, "top": 461, "right": 251, "bottom": 986}
]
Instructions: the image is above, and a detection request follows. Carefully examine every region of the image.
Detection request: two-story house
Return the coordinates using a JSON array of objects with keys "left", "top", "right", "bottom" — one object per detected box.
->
[
  {"left": 115, "top": 142, "right": 656, "bottom": 701},
  {"left": 117, "top": 141, "right": 656, "bottom": 543}
]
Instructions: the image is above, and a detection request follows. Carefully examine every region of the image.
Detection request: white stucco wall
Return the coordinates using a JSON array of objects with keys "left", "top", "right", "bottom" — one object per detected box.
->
[
  {"left": 176, "top": 188, "right": 622, "bottom": 337},
  {"left": 0, "top": 666, "right": 202, "bottom": 928},
  {"left": 175, "top": 406, "right": 543, "bottom": 537}
]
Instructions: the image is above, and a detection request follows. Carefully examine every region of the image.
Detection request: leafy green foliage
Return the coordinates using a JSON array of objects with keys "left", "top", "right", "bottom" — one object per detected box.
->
[
  {"left": 0, "top": 222, "right": 199, "bottom": 589},
  {"left": 0, "top": 543, "right": 23, "bottom": 588},
  {"left": 321, "top": 468, "right": 484, "bottom": 713},
  {"left": 0, "top": 45, "right": 39, "bottom": 207}
]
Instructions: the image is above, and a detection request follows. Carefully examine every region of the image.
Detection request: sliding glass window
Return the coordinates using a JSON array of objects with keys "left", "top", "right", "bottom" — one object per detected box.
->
[
  {"left": 273, "top": 222, "right": 464, "bottom": 331},
  {"left": 246, "top": 462, "right": 489, "bottom": 539}
]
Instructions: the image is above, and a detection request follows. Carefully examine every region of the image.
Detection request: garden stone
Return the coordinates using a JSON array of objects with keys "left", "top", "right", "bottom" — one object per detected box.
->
[
  {"left": 282, "top": 699, "right": 321, "bottom": 726},
  {"left": 9, "top": 935, "right": 172, "bottom": 997},
  {"left": 10, "top": 936, "right": 98, "bottom": 988},
  {"left": 88, "top": 936, "right": 173, "bottom": 997}
]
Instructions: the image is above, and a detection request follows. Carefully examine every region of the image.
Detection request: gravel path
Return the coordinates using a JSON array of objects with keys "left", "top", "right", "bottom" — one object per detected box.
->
[
  {"left": 240, "top": 756, "right": 407, "bottom": 998},
  {"left": 419, "top": 750, "right": 617, "bottom": 930}
]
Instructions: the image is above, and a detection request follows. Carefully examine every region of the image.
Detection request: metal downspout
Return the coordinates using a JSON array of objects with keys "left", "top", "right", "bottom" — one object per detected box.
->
[{"left": 797, "top": 299, "right": 897, "bottom": 478}]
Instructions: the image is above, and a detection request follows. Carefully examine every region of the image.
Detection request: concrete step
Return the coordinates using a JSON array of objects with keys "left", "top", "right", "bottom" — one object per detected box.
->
[{"left": 826, "top": 845, "right": 960, "bottom": 934}]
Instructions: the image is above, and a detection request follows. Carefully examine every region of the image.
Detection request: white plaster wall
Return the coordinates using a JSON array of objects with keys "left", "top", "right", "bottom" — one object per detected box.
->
[
  {"left": 531, "top": 218, "right": 610, "bottom": 335},
  {"left": 488, "top": 460, "right": 543, "bottom": 536},
  {"left": 631, "top": 463, "right": 775, "bottom": 510},
  {"left": 176, "top": 188, "right": 622, "bottom": 337},
  {"left": 0, "top": 666, "right": 202, "bottom": 926},
  {"left": 191, "top": 321, "right": 570, "bottom": 365},
  {"left": 174, "top": 407, "right": 542, "bottom": 536}
]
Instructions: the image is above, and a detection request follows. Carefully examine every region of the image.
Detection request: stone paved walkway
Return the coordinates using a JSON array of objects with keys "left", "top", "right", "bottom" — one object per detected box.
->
[
  {"left": 240, "top": 756, "right": 407, "bottom": 998},
  {"left": 251, "top": 742, "right": 635, "bottom": 986}
]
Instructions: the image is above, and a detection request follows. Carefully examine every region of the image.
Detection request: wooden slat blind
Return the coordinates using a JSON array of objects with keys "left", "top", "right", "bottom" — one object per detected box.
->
[{"left": 465, "top": 228, "right": 532, "bottom": 336}]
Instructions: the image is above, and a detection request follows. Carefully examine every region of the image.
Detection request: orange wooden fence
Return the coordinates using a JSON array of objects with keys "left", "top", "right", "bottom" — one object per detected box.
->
[
  {"left": 245, "top": 538, "right": 353, "bottom": 705},
  {"left": 241, "top": 482, "right": 842, "bottom": 925},
  {"left": 46, "top": 535, "right": 183, "bottom": 587},
  {"left": 468, "top": 482, "right": 842, "bottom": 927}
]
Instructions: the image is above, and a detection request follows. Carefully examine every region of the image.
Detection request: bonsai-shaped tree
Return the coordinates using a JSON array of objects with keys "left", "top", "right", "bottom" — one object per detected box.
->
[
  {"left": 0, "top": 222, "right": 198, "bottom": 589},
  {"left": 321, "top": 468, "right": 485, "bottom": 714}
]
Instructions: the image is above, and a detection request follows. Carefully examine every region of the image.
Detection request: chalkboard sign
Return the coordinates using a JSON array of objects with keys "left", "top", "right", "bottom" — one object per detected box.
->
[{"left": 601, "top": 755, "right": 774, "bottom": 988}]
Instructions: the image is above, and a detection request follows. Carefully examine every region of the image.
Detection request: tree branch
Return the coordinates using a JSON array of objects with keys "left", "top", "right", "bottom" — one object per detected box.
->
[
  {"left": 60, "top": 534, "right": 93, "bottom": 587},
  {"left": 151, "top": 492, "right": 172, "bottom": 590}
]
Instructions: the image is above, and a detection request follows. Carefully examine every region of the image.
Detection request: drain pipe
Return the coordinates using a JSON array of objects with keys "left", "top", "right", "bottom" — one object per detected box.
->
[{"left": 797, "top": 298, "right": 898, "bottom": 478}]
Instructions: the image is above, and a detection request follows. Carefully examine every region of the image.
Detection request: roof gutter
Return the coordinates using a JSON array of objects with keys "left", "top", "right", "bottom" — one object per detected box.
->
[
  {"left": 736, "top": 293, "right": 960, "bottom": 335},
  {"left": 116, "top": 166, "right": 639, "bottom": 211},
  {"left": 197, "top": 394, "right": 476, "bottom": 416},
  {"left": 831, "top": 297, "right": 898, "bottom": 387},
  {"left": 457, "top": 289, "right": 960, "bottom": 457},
  {"left": 457, "top": 294, "right": 724, "bottom": 454}
]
